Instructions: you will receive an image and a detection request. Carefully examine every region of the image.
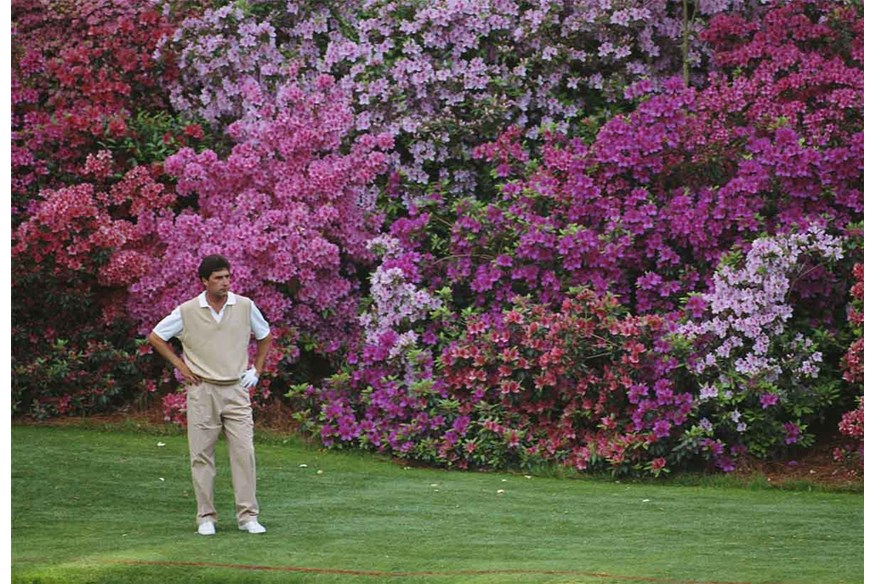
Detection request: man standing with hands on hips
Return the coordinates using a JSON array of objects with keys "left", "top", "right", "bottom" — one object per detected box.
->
[{"left": 148, "top": 254, "right": 272, "bottom": 536}]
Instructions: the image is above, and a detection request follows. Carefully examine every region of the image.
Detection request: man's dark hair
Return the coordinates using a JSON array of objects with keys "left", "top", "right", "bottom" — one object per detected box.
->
[{"left": 198, "top": 254, "right": 231, "bottom": 280}]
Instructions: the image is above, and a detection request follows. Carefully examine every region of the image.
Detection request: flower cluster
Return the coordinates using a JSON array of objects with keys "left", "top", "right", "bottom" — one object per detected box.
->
[
  {"left": 841, "top": 263, "right": 863, "bottom": 385},
  {"left": 11, "top": 0, "right": 179, "bottom": 207},
  {"left": 158, "top": 3, "right": 287, "bottom": 124},
  {"left": 438, "top": 290, "right": 686, "bottom": 475},
  {"left": 293, "top": 1, "right": 863, "bottom": 474},
  {"left": 162, "top": 391, "right": 188, "bottom": 426},
  {"left": 289, "top": 233, "right": 446, "bottom": 454},
  {"left": 833, "top": 261, "right": 863, "bottom": 471},
  {"left": 299, "top": 288, "right": 690, "bottom": 476},
  {"left": 12, "top": 163, "right": 175, "bottom": 299},
  {"left": 11, "top": 0, "right": 206, "bottom": 419},
  {"left": 833, "top": 397, "right": 863, "bottom": 471},
  {"left": 702, "top": 1, "right": 863, "bottom": 149},
  {"left": 431, "top": 0, "right": 862, "bottom": 317},
  {"left": 129, "top": 73, "right": 391, "bottom": 362},
  {"left": 160, "top": 0, "right": 725, "bottom": 192},
  {"left": 359, "top": 235, "right": 443, "bottom": 356},
  {"left": 11, "top": 160, "right": 176, "bottom": 418},
  {"left": 679, "top": 227, "right": 845, "bottom": 465}
]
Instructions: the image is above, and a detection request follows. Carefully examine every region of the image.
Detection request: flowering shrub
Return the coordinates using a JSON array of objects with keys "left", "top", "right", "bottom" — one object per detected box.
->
[
  {"left": 833, "top": 397, "right": 863, "bottom": 470},
  {"left": 291, "top": 1, "right": 863, "bottom": 473},
  {"left": 158, "top": 3, "right": 288, "bottom": 124},
  {"left": 701, "top": 1, "right": 863, "bottom": 150},
  {"left": 440, "top": 290, "right": 688, "bottom": 475},
  {"left": 414, "top": 0, "right": 863, "bottom": 319},
  {"left": 679, "top": 227, "right": 845, "bottom": 468},
  {"left": 358, "top": 235, "right": 444, "bottom": 355},
  {"left": 296, "top": 286, "right": 690, "bottom": 477},
  {"left": 10, "top": 1, "right": 216, "bottom": 417},
  {"left": 841, "top": 263, "right": 864, "bottom": 385},
  {"left": 11, "top": 0, "right": 183, "bottom": 208},
  {"left": 162, "top": 391, "right": 188, "bottom": 426},
  {"left": 11, "top": 155, "right": 174, "bottom": 295},
  {"left": 128, "top": 72, "right": 392, "bottom": 367},
  {"left": 288, "top": 236, "right": 446, "bottom": 456},
  {"left": 11, "top": 335, "right": 159, "bottom": 418},
  {"left": 11, "top": 158, "right": 177, "bottom": 417},
  {"left": 161, "top": 0, "right": 741, "bottom": 191},
  {"left": 834, "top": 262, "right": 863, "bottom": 469},
  {"left": 13, "top": 159, "right": 175, "bottom": 287}
]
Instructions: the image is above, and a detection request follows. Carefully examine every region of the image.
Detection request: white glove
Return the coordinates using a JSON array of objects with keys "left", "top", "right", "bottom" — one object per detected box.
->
[{"left": 240, "top": 367, "right": 259, "bottom": 389}]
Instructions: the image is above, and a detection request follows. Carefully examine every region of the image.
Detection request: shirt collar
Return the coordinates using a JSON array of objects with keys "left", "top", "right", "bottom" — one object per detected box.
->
[{"left": 198, "top": 291, "right": 237, "bottom": 309}]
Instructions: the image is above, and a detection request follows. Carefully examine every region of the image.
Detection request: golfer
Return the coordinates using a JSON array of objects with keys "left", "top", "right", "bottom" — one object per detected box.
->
[{"left": 148, "top": 254, "right": 272, "bottom": 535}]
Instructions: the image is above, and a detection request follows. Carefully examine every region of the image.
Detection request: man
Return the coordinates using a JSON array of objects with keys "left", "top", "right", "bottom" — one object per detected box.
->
[{"left": 148, "top": 254, "right": 272, "bottom": 536}]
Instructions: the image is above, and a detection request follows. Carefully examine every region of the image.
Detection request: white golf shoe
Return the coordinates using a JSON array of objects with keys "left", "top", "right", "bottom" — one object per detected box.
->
[
  {"left": 238, "top": 520, "right": 266, "bottom": 534},
  {"left": 197, "top": 521, "right": 216, "bottom": 536}
]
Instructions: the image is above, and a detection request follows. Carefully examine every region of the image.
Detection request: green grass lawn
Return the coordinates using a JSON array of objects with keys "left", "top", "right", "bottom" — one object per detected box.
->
[{"left": 11, "top": 424, "right": 863, "bottom": 584}]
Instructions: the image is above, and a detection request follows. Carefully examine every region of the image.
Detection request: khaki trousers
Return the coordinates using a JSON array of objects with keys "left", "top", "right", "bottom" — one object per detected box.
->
[{"left": 186, "top": 381, "right": 259, "bottom": 527}]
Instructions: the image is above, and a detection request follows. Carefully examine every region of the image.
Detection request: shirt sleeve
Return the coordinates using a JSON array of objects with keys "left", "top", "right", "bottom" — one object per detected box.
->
[
  {"left": 251, "top": 302, "right": 271, "bottom": 340},
  {"left": 152, "top": 306, "right": 183, "bottom": 341}
]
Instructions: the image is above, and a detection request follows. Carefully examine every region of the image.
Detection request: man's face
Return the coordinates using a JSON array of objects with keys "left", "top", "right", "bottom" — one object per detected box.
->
[{"left": 202, "top": 268, "right": 231, "bottom": 299}]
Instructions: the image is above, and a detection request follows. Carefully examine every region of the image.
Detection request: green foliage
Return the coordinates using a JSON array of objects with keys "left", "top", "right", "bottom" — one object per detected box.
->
[{"left": 98, "top": 111, "right": 220, "bottom": 168}]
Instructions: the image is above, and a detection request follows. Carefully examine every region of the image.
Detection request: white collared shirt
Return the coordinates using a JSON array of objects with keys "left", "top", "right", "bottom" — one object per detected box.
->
[{"left": 152, "top": 291, "right": 271, "bottom": 341}]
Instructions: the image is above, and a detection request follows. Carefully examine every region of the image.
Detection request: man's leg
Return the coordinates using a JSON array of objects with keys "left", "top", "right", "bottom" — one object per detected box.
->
[
  {"left": 187, "top": 382, "right": 223, "bottom": 526},
  {"left": 221, "top": 384, "right": 259, "bottom": 527}
]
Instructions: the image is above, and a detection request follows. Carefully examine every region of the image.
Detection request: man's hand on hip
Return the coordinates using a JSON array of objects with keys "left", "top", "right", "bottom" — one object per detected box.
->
[{"left": 178, "top": 363, "right": 201, "bottom": 385}]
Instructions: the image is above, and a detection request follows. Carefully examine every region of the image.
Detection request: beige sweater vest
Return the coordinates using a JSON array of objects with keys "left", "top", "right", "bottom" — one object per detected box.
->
[{"left": 179, "top": 295, "right": 252, "bottom": 384}]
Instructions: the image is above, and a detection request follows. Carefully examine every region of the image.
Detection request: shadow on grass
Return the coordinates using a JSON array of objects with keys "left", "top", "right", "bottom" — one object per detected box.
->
[{"left": 11, "top": 415, "right": 863, "bottom": 495}]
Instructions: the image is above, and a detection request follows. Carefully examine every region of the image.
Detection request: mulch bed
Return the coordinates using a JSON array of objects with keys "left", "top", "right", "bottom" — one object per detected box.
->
[{"left": 732, "top": 439, "right": 862, "bottom": 490}]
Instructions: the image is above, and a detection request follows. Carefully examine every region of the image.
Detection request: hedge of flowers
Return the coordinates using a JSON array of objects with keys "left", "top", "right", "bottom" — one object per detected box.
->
[
  {"left": 160, "top": 0, "right": 759, "bottom": 191},
  {"left": 12, "top": 0, "right": 863, "bottom": 476}
]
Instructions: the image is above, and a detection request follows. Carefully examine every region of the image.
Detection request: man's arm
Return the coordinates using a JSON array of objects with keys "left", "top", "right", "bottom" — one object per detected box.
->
[
  {"left": 253, "top": 333, "right": 272, "bottom": 376},
  {"left": 147, "top": 331, "right": 201, "bottom": 385}
]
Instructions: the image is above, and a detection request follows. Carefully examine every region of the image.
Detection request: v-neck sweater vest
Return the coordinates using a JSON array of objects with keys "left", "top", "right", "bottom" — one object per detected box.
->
[{"left": 179, "top": 295, "right": 252, "bottom": 384}]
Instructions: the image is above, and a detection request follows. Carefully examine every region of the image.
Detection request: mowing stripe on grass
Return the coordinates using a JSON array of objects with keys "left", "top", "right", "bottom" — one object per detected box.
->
[
  {"left": 13, "top": 426, "right": 863, "bottom": 584},
  {"left": 97, "top": 559, "right": 756, "bottom": 584}
]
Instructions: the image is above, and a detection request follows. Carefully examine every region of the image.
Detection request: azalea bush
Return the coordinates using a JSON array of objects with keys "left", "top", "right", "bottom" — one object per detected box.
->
[
  {"left": 10, "top": 0, "right": 865, "bottom": 478},
  {"left": 678, "top": 227, "right": 846, "bottom": 468},
  {"left": 439, "top": 290, "right": 688, "bottom": 475},
  {"left": 160, "top": 0, "right": 745, "bottom": 192},
  {"left": 10, "top": 0, "right": 215, "bottom": 417},
  {"left": 290, "top": 0, "right": 863, "bottom": 475},
  {"left": 11, "top": 0, "right": 184, "bottom": 209},
  {"left": 456, "top": 0, "right": 861, "bottom": 310},
  {"left": 841, "top": 263, "right": 864, "bottom": 386},
  {"left": 834, "top": 262, "right": 863, "bottom": 469},
  {"left": 11, "top": 155, "right": 179, "bottom": 417},
  {"left": 834, "top": 397, "right": 863, "bottom": 471},
  {"left": 128, "top": 71, "right": 392, "bottom": 381},
  {"left": 365, "top": 0, "right": 862, "bottom": 329},
  {"left": 11, "top": 334, "right": 158, "bottom": 419},
  {"left": 158, "top": 2, "right": 289, "bottom": 124},
  {"left": 295, "top": 285, "right": 689, "bottom": 476},
  {"left": 287, "top": 234, "right": 447, "bottom": 455}
]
